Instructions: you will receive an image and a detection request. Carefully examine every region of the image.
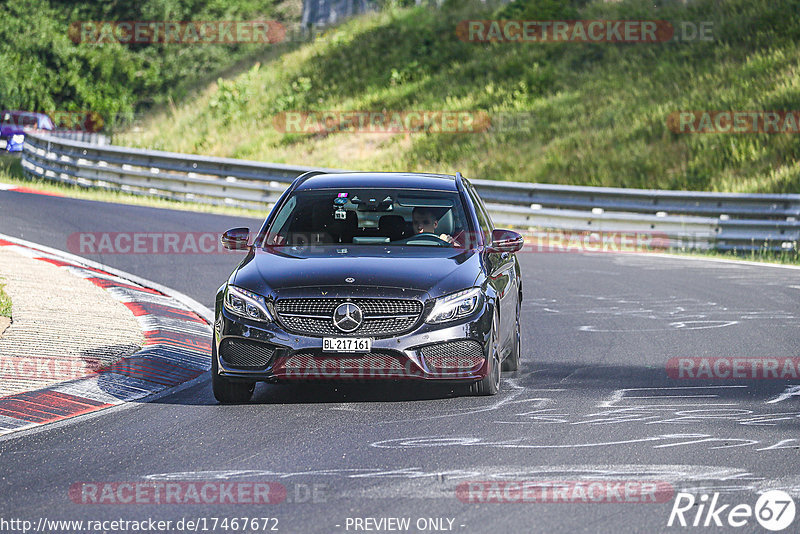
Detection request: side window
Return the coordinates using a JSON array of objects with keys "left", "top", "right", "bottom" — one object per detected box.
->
[
  {"left": 466, "top": 181, "right": 494, "bottom": 229},
  {"left": 263, "top": 195, "right": 297, "bottom": 245},
  {"left": 476, "top": 192, "right": 494, "bottom": 231},
  {"left": 465, "top": 183, "right": 491, "bottom": 243}
]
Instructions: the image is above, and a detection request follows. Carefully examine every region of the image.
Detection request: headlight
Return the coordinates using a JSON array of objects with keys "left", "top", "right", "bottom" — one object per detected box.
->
[
  {"left": 224, "top": 285, "right": 273, "bottom": 322},
  {"left": 426, "top": 287, "right": 483, "bottom": 324},
  {"left": 11, "top": 134, "right": 24, "bottom": 143}
]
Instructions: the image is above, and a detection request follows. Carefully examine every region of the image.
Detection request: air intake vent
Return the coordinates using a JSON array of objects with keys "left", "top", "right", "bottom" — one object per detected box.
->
[
  {"left": 219, "top": 338, "right": 275, "bottom": 369},
  {"left": 420, "top": 341, "right": 485, "bottom": 372}
]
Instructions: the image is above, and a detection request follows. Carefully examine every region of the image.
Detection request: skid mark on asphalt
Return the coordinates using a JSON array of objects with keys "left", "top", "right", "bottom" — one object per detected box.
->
[
  {"left": 368, "top": 432, "right": 800, "bottom": 453},
  {"left": 496, "top": 386, "right": 800, "bottom": 427},
  {"left": 357, "top": 383, "right": 800, "bottom": 453},
  {"left": 143, "top": 465, "right": 795, "bottom": 499},
  {"left": 528, "top": 294, "right": 797, "bottom": 332},
  {"left": 599, "top": 385, "right": 747, "bottom": 408},
  {"left": 327, "top": 371, "right": 561, "bottom": 424},
  {"left": 767, "top": 385, "right": 800, "bottom": 404},
  {"left": 579, "top": 321, "right": 738, "bottom": 332},
  {"left": 143, "top": 464, "right": 763, "bottom": 484},
  {"left": 324, "top": 378, "right": 799, "bottom": 438}
]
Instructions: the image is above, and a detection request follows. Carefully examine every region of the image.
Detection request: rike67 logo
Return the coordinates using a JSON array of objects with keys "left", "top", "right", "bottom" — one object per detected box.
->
[{"left": 668, "top": 490, "right": 796, "bottom": 531}]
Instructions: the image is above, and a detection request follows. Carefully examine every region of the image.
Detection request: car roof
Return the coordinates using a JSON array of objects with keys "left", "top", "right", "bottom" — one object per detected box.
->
[
  {"left": 2, "top": 111, "right": 49, "bottom": 118},
  {"left": 295, "top": 172, "right": 459, "bottom": 192}
]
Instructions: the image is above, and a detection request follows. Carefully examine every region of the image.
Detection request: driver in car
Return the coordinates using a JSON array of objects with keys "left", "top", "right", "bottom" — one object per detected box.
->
[{"left": 412, "top": 206, "right": 463, "bottom": 247}]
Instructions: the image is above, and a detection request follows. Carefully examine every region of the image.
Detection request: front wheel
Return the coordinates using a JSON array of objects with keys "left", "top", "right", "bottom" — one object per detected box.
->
[
  {"left": 212, "top": 338, "right": 255, "bottom": 404},
  {"left": 502, "top": 300, "right": 521, "bottom": 372},
  {"left": 469, "top": 316, "right": 500, "bottom": 396}
]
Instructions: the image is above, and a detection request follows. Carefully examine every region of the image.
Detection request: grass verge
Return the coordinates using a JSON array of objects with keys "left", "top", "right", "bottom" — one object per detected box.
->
[
  {"left": 0, "top": 280, "right": 11, "bottom": 318},
  {"left": 667, "top": 247, "right": 799, "bottom": 266}
]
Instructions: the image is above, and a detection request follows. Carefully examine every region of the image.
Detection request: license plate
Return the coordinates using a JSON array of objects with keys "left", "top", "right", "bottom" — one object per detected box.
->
[{"left": 323, "top": 337, "right": 372, "bottom": 353}]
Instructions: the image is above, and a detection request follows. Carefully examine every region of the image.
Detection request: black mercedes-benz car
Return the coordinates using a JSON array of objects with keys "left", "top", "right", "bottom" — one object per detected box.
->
[{"left": 212, "top": 171, "right": 523, "bottom": 402}]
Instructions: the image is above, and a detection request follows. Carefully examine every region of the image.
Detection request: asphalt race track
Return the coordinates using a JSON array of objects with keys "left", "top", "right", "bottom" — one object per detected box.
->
[{"left": 1, "top": 190, "right": 799, "bottom": 533}]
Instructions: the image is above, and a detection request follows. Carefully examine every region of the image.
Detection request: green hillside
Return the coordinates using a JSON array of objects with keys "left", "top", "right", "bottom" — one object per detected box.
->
[{"left": 24, "top": 0, "right": 800, "bottom": 193}]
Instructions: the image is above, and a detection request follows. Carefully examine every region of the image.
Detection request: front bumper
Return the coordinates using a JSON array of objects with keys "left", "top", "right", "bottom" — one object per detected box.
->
[{"left": 213, "top": 303, "right": 493, "bottom": 383}]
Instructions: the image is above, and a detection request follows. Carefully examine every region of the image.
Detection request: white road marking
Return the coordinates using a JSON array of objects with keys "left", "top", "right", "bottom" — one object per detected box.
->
[
  {"left": 598, "top": 385, "right": 747, "bottom": 408},
  {"left": 767, "top": 385, "right": 800, "bottom": 404}
]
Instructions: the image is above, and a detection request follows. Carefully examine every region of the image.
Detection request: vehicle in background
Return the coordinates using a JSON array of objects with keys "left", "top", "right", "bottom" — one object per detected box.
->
[{"left": 0, "top": 111, "right": 54, "bottom": 152}]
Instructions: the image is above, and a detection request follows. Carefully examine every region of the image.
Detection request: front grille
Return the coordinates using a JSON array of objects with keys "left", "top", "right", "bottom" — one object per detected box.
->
[
  {"left": 279, "top": 315, "right": 418, "bottom": 337},
  {"left": 219, "top": 338, "right": 275, "bottom": 369},
  {"left": 420, "top": 340, "right": 484, "bottom": 372},
  {"left": 277, "top": 349, "right": 408, "bottom": 378},
  {"left": 274, "top": 298, "right": 423, "bottom": 338},
  {"left": 276, "top": 298, "right": 421, "bottom": 316}
]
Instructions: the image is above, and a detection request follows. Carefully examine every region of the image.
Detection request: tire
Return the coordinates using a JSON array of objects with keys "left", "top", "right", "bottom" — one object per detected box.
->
[
  {"left": 212, "top": 338, "right": 255, "bottom": 404},
  {"left": 469, "top": 315, "right": 500, "bottom": 396},
  {"left": 502, "top": 300, "right": 521, "bottom": 372}
]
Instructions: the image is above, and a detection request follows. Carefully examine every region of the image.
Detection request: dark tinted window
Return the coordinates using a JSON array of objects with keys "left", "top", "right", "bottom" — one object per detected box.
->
[
  {"left": 262, "top": 188, "right": 476, "bottom": 248},
  {"left": 464, "top": 182, "right": 492, "bottom": 243}
]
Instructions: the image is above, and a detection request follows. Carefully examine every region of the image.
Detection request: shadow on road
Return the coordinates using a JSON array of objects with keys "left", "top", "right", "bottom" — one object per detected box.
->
[{"left": 137, "top": 359, "right": 798, "bottom": 408}]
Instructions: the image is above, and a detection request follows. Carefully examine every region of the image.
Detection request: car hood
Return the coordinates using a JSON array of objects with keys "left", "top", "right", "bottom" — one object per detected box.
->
[{"left": 233, "top": 245, "right": 481, "bottom": 300}]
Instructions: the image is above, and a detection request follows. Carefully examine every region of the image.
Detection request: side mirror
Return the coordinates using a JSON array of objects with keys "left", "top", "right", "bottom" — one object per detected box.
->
[
  {"left": 487, "top": 229, "right": 523, "bottom": 253},
  {"left": 221, "top": 227, "right": 251, "bottom": 251}
]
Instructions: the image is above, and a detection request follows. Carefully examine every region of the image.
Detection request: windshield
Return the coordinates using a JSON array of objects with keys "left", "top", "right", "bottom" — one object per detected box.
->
[{"left": 261, "top": 188, "right": 474, "bottom": 248}]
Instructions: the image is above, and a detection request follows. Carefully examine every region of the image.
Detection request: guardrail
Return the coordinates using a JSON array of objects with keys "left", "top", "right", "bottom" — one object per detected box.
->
[{"left": 21, "top": 132, "right": 800, "bottom": 252}]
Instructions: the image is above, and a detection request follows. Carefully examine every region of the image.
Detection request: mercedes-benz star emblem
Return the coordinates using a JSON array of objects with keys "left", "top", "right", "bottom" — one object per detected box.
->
[{"left": 333, "top": 302, "right": 363, "bottom": 333}]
